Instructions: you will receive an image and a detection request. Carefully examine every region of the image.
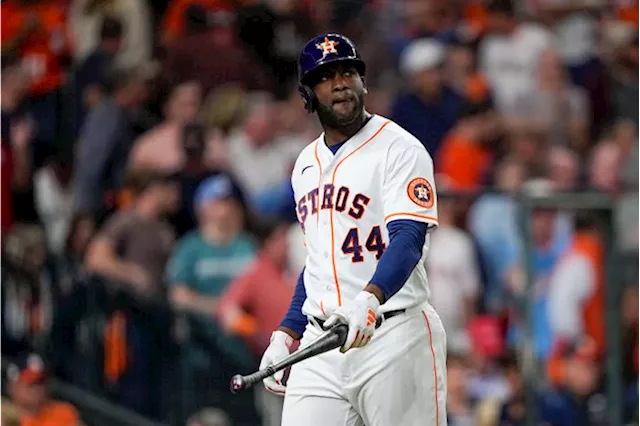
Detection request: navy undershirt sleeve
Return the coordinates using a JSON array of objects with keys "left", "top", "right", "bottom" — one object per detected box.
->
[
  {"left": 279, "top": 268, "right": 308, "bottom": 337},
  {"left": 369, "top": 219, "right": 429, "bottom": 302}
]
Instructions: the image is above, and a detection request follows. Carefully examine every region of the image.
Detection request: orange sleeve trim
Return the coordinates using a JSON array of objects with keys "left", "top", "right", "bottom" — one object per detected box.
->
[
  {"left": 328, "top": 120, "right": 390, "bottom": 307},
  {"left": 422, "top": 311, "right": 440, "bottom": 426},
  {"left": 384, "top": 212, "right": 439, "bottom": 223}
]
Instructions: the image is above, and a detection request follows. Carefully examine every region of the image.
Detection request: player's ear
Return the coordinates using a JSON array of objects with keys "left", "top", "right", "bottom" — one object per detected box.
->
[{"left": 361, "top": 77, "right": 368, "bottom": 94}]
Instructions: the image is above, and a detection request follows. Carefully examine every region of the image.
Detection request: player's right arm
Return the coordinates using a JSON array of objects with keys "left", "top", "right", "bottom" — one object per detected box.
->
[{"left": 259, "top": 268, "right": 307, "bottom": 394}]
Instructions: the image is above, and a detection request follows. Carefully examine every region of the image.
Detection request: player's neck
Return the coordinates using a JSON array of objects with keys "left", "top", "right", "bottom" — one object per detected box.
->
[{"left": 323, "top": 111, "right": 371, "bottom": 147}]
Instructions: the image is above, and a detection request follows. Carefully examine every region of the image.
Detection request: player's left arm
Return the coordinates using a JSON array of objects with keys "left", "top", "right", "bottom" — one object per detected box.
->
[{"left": 365, "top": 142, "right": 438, "bottom": 303}]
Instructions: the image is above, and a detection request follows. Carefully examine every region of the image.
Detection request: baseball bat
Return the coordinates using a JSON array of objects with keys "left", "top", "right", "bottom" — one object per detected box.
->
[{"left": 230, "top": 324, "right": 348, "bottom": 394}]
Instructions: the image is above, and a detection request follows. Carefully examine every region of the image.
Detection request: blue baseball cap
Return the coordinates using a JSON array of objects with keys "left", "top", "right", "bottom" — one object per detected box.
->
[{"left": 193, "top": 174, "right": 239, "bottom": 207}]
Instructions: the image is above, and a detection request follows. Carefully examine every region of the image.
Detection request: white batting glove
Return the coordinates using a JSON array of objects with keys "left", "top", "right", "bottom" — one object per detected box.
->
[
  {"left": 323, "top": 291, "right": 380, "bottom": 353},
  {"left": 259, "top": 330, "right": 294, "bottom": 395}
]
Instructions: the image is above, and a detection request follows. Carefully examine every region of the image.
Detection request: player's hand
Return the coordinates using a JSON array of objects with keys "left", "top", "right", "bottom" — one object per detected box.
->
[
  {"left": 323, "top": 291, "right": 380, "bottom": 353},
  {"left": 259, "top": 330, "right": 294, "bottom": 395}
]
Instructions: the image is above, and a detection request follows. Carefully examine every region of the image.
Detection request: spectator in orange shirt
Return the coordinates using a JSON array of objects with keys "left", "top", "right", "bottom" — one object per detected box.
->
[
  {"left": 1, "top": 0, "right": 72, "bottom": 165},
  {"left": 6, "top": 353, "right": 82, "bottom": 426},
  {"left": 437, "top": 100, "right": 495, "bottom": 190}
]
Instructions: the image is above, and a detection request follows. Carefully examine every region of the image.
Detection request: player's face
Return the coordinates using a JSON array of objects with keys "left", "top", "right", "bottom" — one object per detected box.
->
[{"left": 312, "top": 63, "right": 366, "bottom": 128}]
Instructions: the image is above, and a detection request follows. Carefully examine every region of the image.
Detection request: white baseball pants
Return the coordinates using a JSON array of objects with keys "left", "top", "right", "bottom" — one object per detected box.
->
[{"left": 281, "top": 302, "right": 447, "bottom": 426}]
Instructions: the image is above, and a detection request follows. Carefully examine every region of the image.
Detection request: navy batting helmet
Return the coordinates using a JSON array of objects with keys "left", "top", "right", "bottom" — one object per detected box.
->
[{"left": 298, "top": 33, "right": 366, "bottom": 113}]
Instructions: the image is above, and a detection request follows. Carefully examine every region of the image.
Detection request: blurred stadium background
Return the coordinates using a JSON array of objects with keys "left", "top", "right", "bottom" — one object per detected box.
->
[{"left": 0, "top": 0, "right": 638, "bottom": 425}]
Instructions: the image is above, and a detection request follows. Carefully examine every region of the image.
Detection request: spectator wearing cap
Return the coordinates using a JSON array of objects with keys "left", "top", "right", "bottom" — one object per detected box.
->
[
  {"left": 542, "top": 337, "right": 603, "bottom": 426},
  {"left": 72, "top": 65, "right": 150, "bottom": 216},
  {"left": 478, "top": 0, "right": 553, "bottom": 114},
  {"left": 85, "top": 171, "right": 179, "bottom": 296},
  {"left": 390, "top": 38, "right": 464, "bottom": 156},
  {"left": 167, "top": 174, "right": 256, "bottom": 318},
  {"left": 6, "top": 353, "right": 82, "bottom": 426}
]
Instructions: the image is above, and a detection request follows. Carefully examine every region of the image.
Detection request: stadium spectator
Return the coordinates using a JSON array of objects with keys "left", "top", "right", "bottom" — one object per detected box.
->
[
  {"left": 542, "top": 337, "right": 604, "bottom": 425},
  {"left": 587, "top": 140, "right": 623, "bottom": 193},
  {"left": 161, "top": 0, "right": 234, "bottom": 45},
  {"left": 226, "top": 96, "right": 301, "bottom": 202},
  {"left": 6, "top": 353, "right": 82, "bottom": 426},
  {"left": 218, "top": 221, "right": 295, "bottom": 355},
  {"left": 1, "top": 53, "right": 37, "bottom": 230},
  {"left": 608, "top": 28, "right": 638, "bottom": 125},
  {"left": 1, "top": 225, "right": 54, "bottom": 356},
  {"left": 71, "top": 16, "right": 124, "bottom": 139},
  {"left": 390, "top": 0, "right": 459, "bottom": 57},
  {"left": 128, "top": 80, "right": 204, "bottom": 173},
  {"left": 1, "top": 0, "right": 72, "bottom": 163},
  {"left": 167, "top": 174, "right": 255, "bottom": 317},
  {"left": 548, "top": 213, "right": 605, "bottom": 353},
  {"left": 34, "top": 155, "right": 74, "bottom": 257},
  {"left": 68, "top": 0, "right": 152, "bottom": 70},
  {"left": 496, "top": 352, "right": 526, "bottom": 425},
  {"left": 436, "top": 100, "right": 495, "bottom": 190},
  {"left": 509, "top": 48, "right": 590, "bottom": 153},
  {"left": 85, "top": 171, "right": 179, "bottom": 297},
  {"left": 479, "top": 0, "right": 552, "bottom": 114},
  {"left": 444, "top": 39, "right": 491, "bottom": 104},
  {"left": 160, "top": 4, "right": 273, "bottom": 94},
  {"left": 613, "top": 119, "right": 639, "bottom": 188},
  {"left": 467, "top": 157, "right": 526, "bottom": 311},
  {"left": 72, "top": 66, "right": 150, "bottom": 216},
  {"left": 547, "top": 146, "right": 580, "bottom": 191},
  {"left": 445, "top": 353, "right": 475, "bottom": 425},
  {"left": 466, "top": 316, "right": 510, "bottom": 402},
  {"left": 391, "top": 38, "right": 464, "bottom": 155},
  {"left": 427, "top": 190, "right": 480, "bottom": 350}
]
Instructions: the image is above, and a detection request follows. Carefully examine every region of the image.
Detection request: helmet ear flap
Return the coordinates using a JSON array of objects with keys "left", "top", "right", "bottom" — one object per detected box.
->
[{"left": 298, "top": 85, "right": 317, "bottom": 113}]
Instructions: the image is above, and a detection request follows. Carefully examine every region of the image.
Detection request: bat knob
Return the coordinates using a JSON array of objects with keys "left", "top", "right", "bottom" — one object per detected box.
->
[{"left": 230, "top": 374, "right": 245, "bottom": 394}]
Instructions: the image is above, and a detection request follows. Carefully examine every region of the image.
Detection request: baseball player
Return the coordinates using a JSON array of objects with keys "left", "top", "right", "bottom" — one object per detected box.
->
[{"left": 259, "top": 33, "right": 447, "bottom": 426}]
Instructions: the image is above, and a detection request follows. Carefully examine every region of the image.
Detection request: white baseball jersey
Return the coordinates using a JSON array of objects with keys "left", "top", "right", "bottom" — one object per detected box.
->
[{"left": 291, "top": 114, "right": 439, "bottom": 319}]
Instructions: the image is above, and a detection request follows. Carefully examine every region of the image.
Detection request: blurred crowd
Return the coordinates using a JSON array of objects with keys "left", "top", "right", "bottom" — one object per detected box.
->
[{"left": 0, "top": 0, "right": 638, "bottom": 425}]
